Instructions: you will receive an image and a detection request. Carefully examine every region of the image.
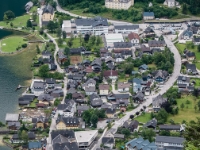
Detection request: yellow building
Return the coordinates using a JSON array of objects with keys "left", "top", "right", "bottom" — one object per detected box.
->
[
  {"left": 56, "top": 117, "right": 80, "bottom": 130},
  {"left": 32, "top": 116, "right": 49, "bottom": 129},
  {"left": 42, "top": 4, "right": 54, "bottom": 23},
  {"left": 105, "top": 0, "right": 134, "bottom": 10}
]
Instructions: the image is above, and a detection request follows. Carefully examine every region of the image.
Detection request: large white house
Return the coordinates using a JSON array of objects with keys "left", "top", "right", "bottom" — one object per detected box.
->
[
  {"left": 164, "top": 0, "right": 179, "bottom": 7},
  {"left": 30, "top": 80, "right": 45, "bottom": 96},
  {"left": 57, "top": 100, "right": 76, "bottom": 117},
  {"left": 74, "top": 16, "right": 108, "bottom": 35},
  {"left": 105, "top": 0, "right": 134, "bottom": 10}
]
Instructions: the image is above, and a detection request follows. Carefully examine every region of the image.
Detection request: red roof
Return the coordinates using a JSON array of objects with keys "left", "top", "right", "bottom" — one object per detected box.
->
[
  {"left": 85, "top": 66, "right": 93, "bottom": 73},
  {"left": 128, "top": 32, "right": 140, "bottom": 40},
  {"left": 103, "top": 70, "right": 118, "bottom": 77},
  {"left": 99, "top": 84, "right": 109, "bottom": 90}
]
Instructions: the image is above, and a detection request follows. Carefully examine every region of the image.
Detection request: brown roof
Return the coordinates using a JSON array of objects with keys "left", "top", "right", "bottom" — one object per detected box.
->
[
  {"left": 85, "top": 66, "right": 93, "bottom": 73},
  {"left": 99, "top": 84, "right": 109, "bottom": 90},
  {"left": 118, "top": 82, "right": 130, "bottom": 89},
  {"left": 128, "top": 32, "right": 140, "bottom": 40},
  {"left": 113, "top": 49, "right": 130, "bottom": 53},
  {"left": 103, "top": 70, "right": 118, "bottom": 77}
]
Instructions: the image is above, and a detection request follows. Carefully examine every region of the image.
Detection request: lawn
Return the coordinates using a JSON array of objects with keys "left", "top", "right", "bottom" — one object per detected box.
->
[
  {"left": 65, "top": 38, "right": 81, "bottom": 48},
  {"left": 191, "top": 78, "right": 200, "bottom": 88},
  {"left": 1, "top": 36, "right": 27, "bottom": 52},
  {"left": 168, "top": 95, "right": 200, "bottom": 123},
  {"left": 83, "top": 54, "right": 96, "bottom": 61},
  {"left": 135, "top": 113, "right": 151, "bottom": 123},
  {"left": 0, "top": 15, "right": 31, "bottom": 28},
  {"left": 175, "top": 41, "right": 200, "bottom": 61},
  {"left": 29, "top": 99, "right": 38, "bottom": 108}
]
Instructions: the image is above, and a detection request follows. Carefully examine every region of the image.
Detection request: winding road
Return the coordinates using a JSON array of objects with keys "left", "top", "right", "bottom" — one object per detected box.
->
[{"left": 46, "top": 2, "right": 182, "bottom": 150}]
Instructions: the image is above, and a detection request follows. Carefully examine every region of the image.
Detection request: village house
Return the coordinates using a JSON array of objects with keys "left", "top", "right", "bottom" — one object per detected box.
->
[
  {"left": 30, "top": 80, "right": 45, "bottom": 96},
  {"left": 105, "top": 0, "right": 134, "bottom": 10},
  {"left": 106, "top": 108, "right": 116, "bottom": 118},
  {"left": 99, "top": 84, "right": 110, "bottom": 95},
  {"left": 7, "top": 122, "right": 20, "bottom": 130},
  {"left": 182, "top": 29, "right": 193, "bottom": 40},
  {"left": 42, "top": 50, "right": 52, "bottom": 60},
  {"left": 45, "top": 78, "right": 56, "bottom": 88},
  {"left": 139, "top": 64, "right": 148, "bottom": 73},
  {"left": 5, "top": 113, "right": 19, "bottom": 123},
  {"left": 184, "top": 50, "right": 195, "bottom": 61},
  {"left": 11, "top": 132, "right": 36, "bottom": 144},
  {"left": 126, "top": 137, "right": 157, "bottom": 150},
  {"left": 57, "top": 49, "right": 67, "bottom": 65},
  {"left": 70, "top": 47, "right": 86, "bottom": 55},
  {"left": 148, "top": 40, "right": 166, "bottom": 50},
  {"left": 128, "top": 32, "right": 140, "bottom": 45},
  {"left": 144, "top": 118, "right": 157, "bottom": 129},
  {"left": 72, "top": 92, "right": 85, "bottom": 104},
  {"left": 123, "top": 120, "right": 139, "bottom": 132},
  {"left": 133, "top": 92, "right": 145, "bottom": 103},
  {"left": 186, "top": 63, "right": 198, "bottom": 75},
  {"left": 37, "top": 93, "right": 54, "bottom": 106},
  {"left": 105, "top": 33, "right": 124, "bottom": 48},
  {"left": 114, "top": 25, "right": 139, "bottom": 34},
  {"left": 32, "top": 116, "right": 49, "bottom": 129},
  {"left": 152, "top": 70, "right": 169, "bottom": 83},
  {"left": 193, "top": 37, "right": 200, "bottom": 45},
  {"left": 102, "top": 134, "right": 115, "bottom": 149},
  {"left": 163, "top": 0, "right": 179, "bottom": 7},
  {"left": 103, "top": 70, "right": 118, "bottom": 80},
  {"left": 51, "top": 130, "right": 79, "bottom": 150},
  {"left": 152, "top": 94, "right": 168, "bottom": 112},
  {"left": 18, "top": 94, "right": 35, "bottom": 105},
  {"left": 91, "top": 58, "right": 102, "bottom": 72},
  {"left": 143, "top": 12, "right": 155, "bottom": 20},
  {"left": 159, "top": 124, "right": 185, "bottom": 132},
  {"left": 118, "top": 82, "right": 130, "bottom": 92},
  {"left": 113, "top": 42, "right": 133, "bottom": 51},
  {"left": 57, "top": 100, "right": 76, "bottom": 117},
  {"left": 56, "top": 116, "right": 80, "bottom": 130},
  {"left": 90, "top": 93, "right": 103, "bottom": 108},
  {"left": 42, "top": 4, "right": 54, "bottom": 25},
  {"left": 133, "top": 78, "right": 143, "bottom": 93},
  {"left": 143, "top": 27, "right": 155, "bottom": 37},
  {"left": 77, "top": 105, "right": 89, "bottom": 116}
]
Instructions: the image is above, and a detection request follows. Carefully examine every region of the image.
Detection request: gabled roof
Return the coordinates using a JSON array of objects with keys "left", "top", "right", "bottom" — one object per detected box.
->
[
  {"left": 103, "top": 70, "right": 118, "bottom": 77},
  {"left": 177, "top": 76, "right": 190, "bottom": 83},
  {"left": 114, "top": 42, "right": 133, "bottom": 48},
  {"left": 38, "top": 94, "right": 54, "bottom": 101},
  {"left": 152, "top": 94, "right": 167, "bottom": 107},
  {"left": 155, "top": 136, "right": 185, "bottom": 144},
  {"left": 99, "top": 84, "right": 110, "bottom": 90},
  {"left": 42, "top": 50, "right": 52, "bottom": 56},
  {"left": 51, "top": 130, "right": 75, "bottom": 141},
  {"left": 56, "top": 116, "right": 79, "bottom": 126},
  {"left": 148, "top": 40, "right": 166, "bottom": 47},
  {"left": 152, "top": 70, "right": 169, "bottom": 79},
  {"left": 143, "top": 12, "right": 155, "bottom": 17},
  {"left": 53, "top": 142, "right": 79, "bottom": 150},
  {"left": 118, "top": 82, "right": 130, "bottom": 89},
  {"left": 42, "top": 4, "right": 54, "bottom": 15},
  {"left": 159, "top": 124, "right": 181, "bottom": 130},
  {"left": 144, "top": 118, "right": 157, "bottom": 128},
  {"left": 45, "top": 78, "right": 56, "bottom": 84},
  {"left": 139, "top": 64, "right": 148, "bottom": 70},
  {"left": 186, "top": 63, "right": 197, "bottom": 72},
  {"left": 193, "top": 37, "right": 200, "bottom": 42},
  {"left": 128, "top": 32, "right": 140, "bottom": 40}
]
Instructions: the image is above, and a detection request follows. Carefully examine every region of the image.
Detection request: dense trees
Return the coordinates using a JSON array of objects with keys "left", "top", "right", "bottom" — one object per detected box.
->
[
  {"left": 82, "top": 109, "right": 106, "bottom": 127},
  {"left": 3, "top": 10, "right": 15, "bottom": 20},
  {"left": 141, "top": 128, "right": 156, "bottom": 142},
  {"left": 184, "top": 118, "right": 200, "bottom": 149},
  {"left": 38, "top": 65, "right": 64, "bottom": 79},
  {"left": 151, "top": 109, "right": 168, "bottom": 124}
]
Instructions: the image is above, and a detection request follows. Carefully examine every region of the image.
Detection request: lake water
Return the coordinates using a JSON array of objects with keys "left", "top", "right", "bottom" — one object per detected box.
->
[{"left": 0, "top": 0, "right": 30, "bottom": 149}]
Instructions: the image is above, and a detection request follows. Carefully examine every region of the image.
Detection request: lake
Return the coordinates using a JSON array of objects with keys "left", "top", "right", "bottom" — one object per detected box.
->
[{"left": 0, "top": 0, "right": 31, "bottom": 149}]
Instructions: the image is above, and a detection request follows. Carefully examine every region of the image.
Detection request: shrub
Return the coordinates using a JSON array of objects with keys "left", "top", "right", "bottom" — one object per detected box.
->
[{"left": 21, "top": 43, "right": 28, "bottom": 48}]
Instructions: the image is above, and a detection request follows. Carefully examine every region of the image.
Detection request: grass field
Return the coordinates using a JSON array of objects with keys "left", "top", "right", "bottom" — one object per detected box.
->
[
  {"left": 0, "top": 15, "right": 31, "bottom": 28},
  {"left": 168, "top": 95, "right": 200, "bottom": 123},
  {"left": 66, "top": 38, "right": 81, "bottom": 48},
  {"left": 135, "top": 113, "right": 151, "bottom": 123},
  {"left": 175, "top": 42, "right": 200, "bottom": 61},
  {"left": 70, "top": 55, "right": 82, "bottom": 64},
  {"left": 1, "top": 36, "right": 27, "bottom": 52}
]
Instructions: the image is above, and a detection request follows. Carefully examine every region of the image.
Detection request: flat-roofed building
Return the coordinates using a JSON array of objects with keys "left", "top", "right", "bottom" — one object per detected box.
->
[
  {"left": 105, "top": 34, "right": 124, "bottom": 47},
  {"left": 75, "top": 130, "right": 98, "bottom": 149},
  {"left": 114, "top": 25, "right": 139, "bottom": 34}
]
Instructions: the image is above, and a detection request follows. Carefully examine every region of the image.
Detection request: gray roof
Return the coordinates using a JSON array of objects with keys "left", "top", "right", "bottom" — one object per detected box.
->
[
  {"left": 75, "top": 16, "right": 108, "bottom": 27},
  {"left": 183, "top": 29, "right": 193, "bottom": 37},
  {"left": 77, "top": 105, "right": 89, "bottom": 111},
  {"left": 126, "top": 137, "right": 157, "bottom": 149},
  {"left": 102, "top": 137, "right": 114, "bottom": 144},
  {"left": 82, "top": 78, "right": 96, "bottom": 88},
  {"left": 144, "top": 118, "right": 157, "bottom": 128},
  {"left": 159, "top": 125, "right": 181, "bottom": 130},
  {"left": 155, "top": 136, "right": 185, "bottom": 144},
  {"left": 5, "top": 113, "right": 19, "bottom": 122},
  {"left": 134, "top": 92, "right": 145, "bottom": 100},
  {"left": 90, "top": 93, "right": 103, "bottom": 107},
  {"left": 148, "top": 40, "right": 166, "bottom": 47},
  {"left": 114, "top": 42, "right": 133, "bottom": 48},
  {"left": 193, "top": 37, "right": 200, "bottom": 42},
  {"left": 38, "top": 94, "right": 54, "bottom": 101},
  {"left": 53, "top": 142, "right": 79, "bottom": 150},
  {"left": 114, "top": 94, "right": 129, "bottom": 99},
  {"left": 114, "top": 25, "right": 139, "bottom": 30},
  {"left": 177, "top": 76, "right": 190, "bottom": 83},
  {"left": 7, "top": 121, "right": 21, "bottom": 128},
  {"left": 152, "top": 70, "right": 169, "bottom": 79},
  {"left": 45, "top": 78, "right": 56, "bottom": 84},
  {"left": 42, "top": 50, "right": 51, "bottom": 56},
  {"left": 42, "top": 4, "right": 54, "bottom": 15},
  {"left": 85, "top": 86, "right": 96, "bottom": 92},
  {"left": 152, "top": 94, "right": 167, "bottom": 107},
  {"left": 33, "top": 81, "right": 45, "bottom": 89},
  {"left": 186, "top": 63, "right": 197, "bottom": 72},
  {"left": 143, "top": 12, "right": 155, "bottom": 17}
]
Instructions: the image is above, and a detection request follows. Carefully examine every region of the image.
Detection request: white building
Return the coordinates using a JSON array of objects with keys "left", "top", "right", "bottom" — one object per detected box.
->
[
  {"left": 164, "top": 0, "right": 179, "bottom": 7},
  {"left": 105, "top": 0, "right": 134, "bottom": 10},
  {"left": 57, "top": 100, "right": 76, "bottom": 117},
  {"left": 30, "top": 79, "right": 45, "bottom": 96},
  {"left": 128, "top": 32, "right": 140, "bottom": 45},
  {"left": 75, "top": 130, "right": 98, "bottom": 149},
  {"left": 105, "top": 33, "right": 124, "bottom": 47},
  {"left": 62, "top": 20, "right": 72, "bottom": 34},
  {"left": 155, "top": 136, "right": 185, "bottom": 149},
  {"left": 74, "top": 16, "right": 108, "bottom": 35},
  {"left": 114, "top": 25, "right": 139, "bottom": 34}
]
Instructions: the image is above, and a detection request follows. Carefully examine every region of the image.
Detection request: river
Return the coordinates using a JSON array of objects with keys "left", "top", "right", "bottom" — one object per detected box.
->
[{"left": 0, "top": 0, "right": 31, "bottom": 149}]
